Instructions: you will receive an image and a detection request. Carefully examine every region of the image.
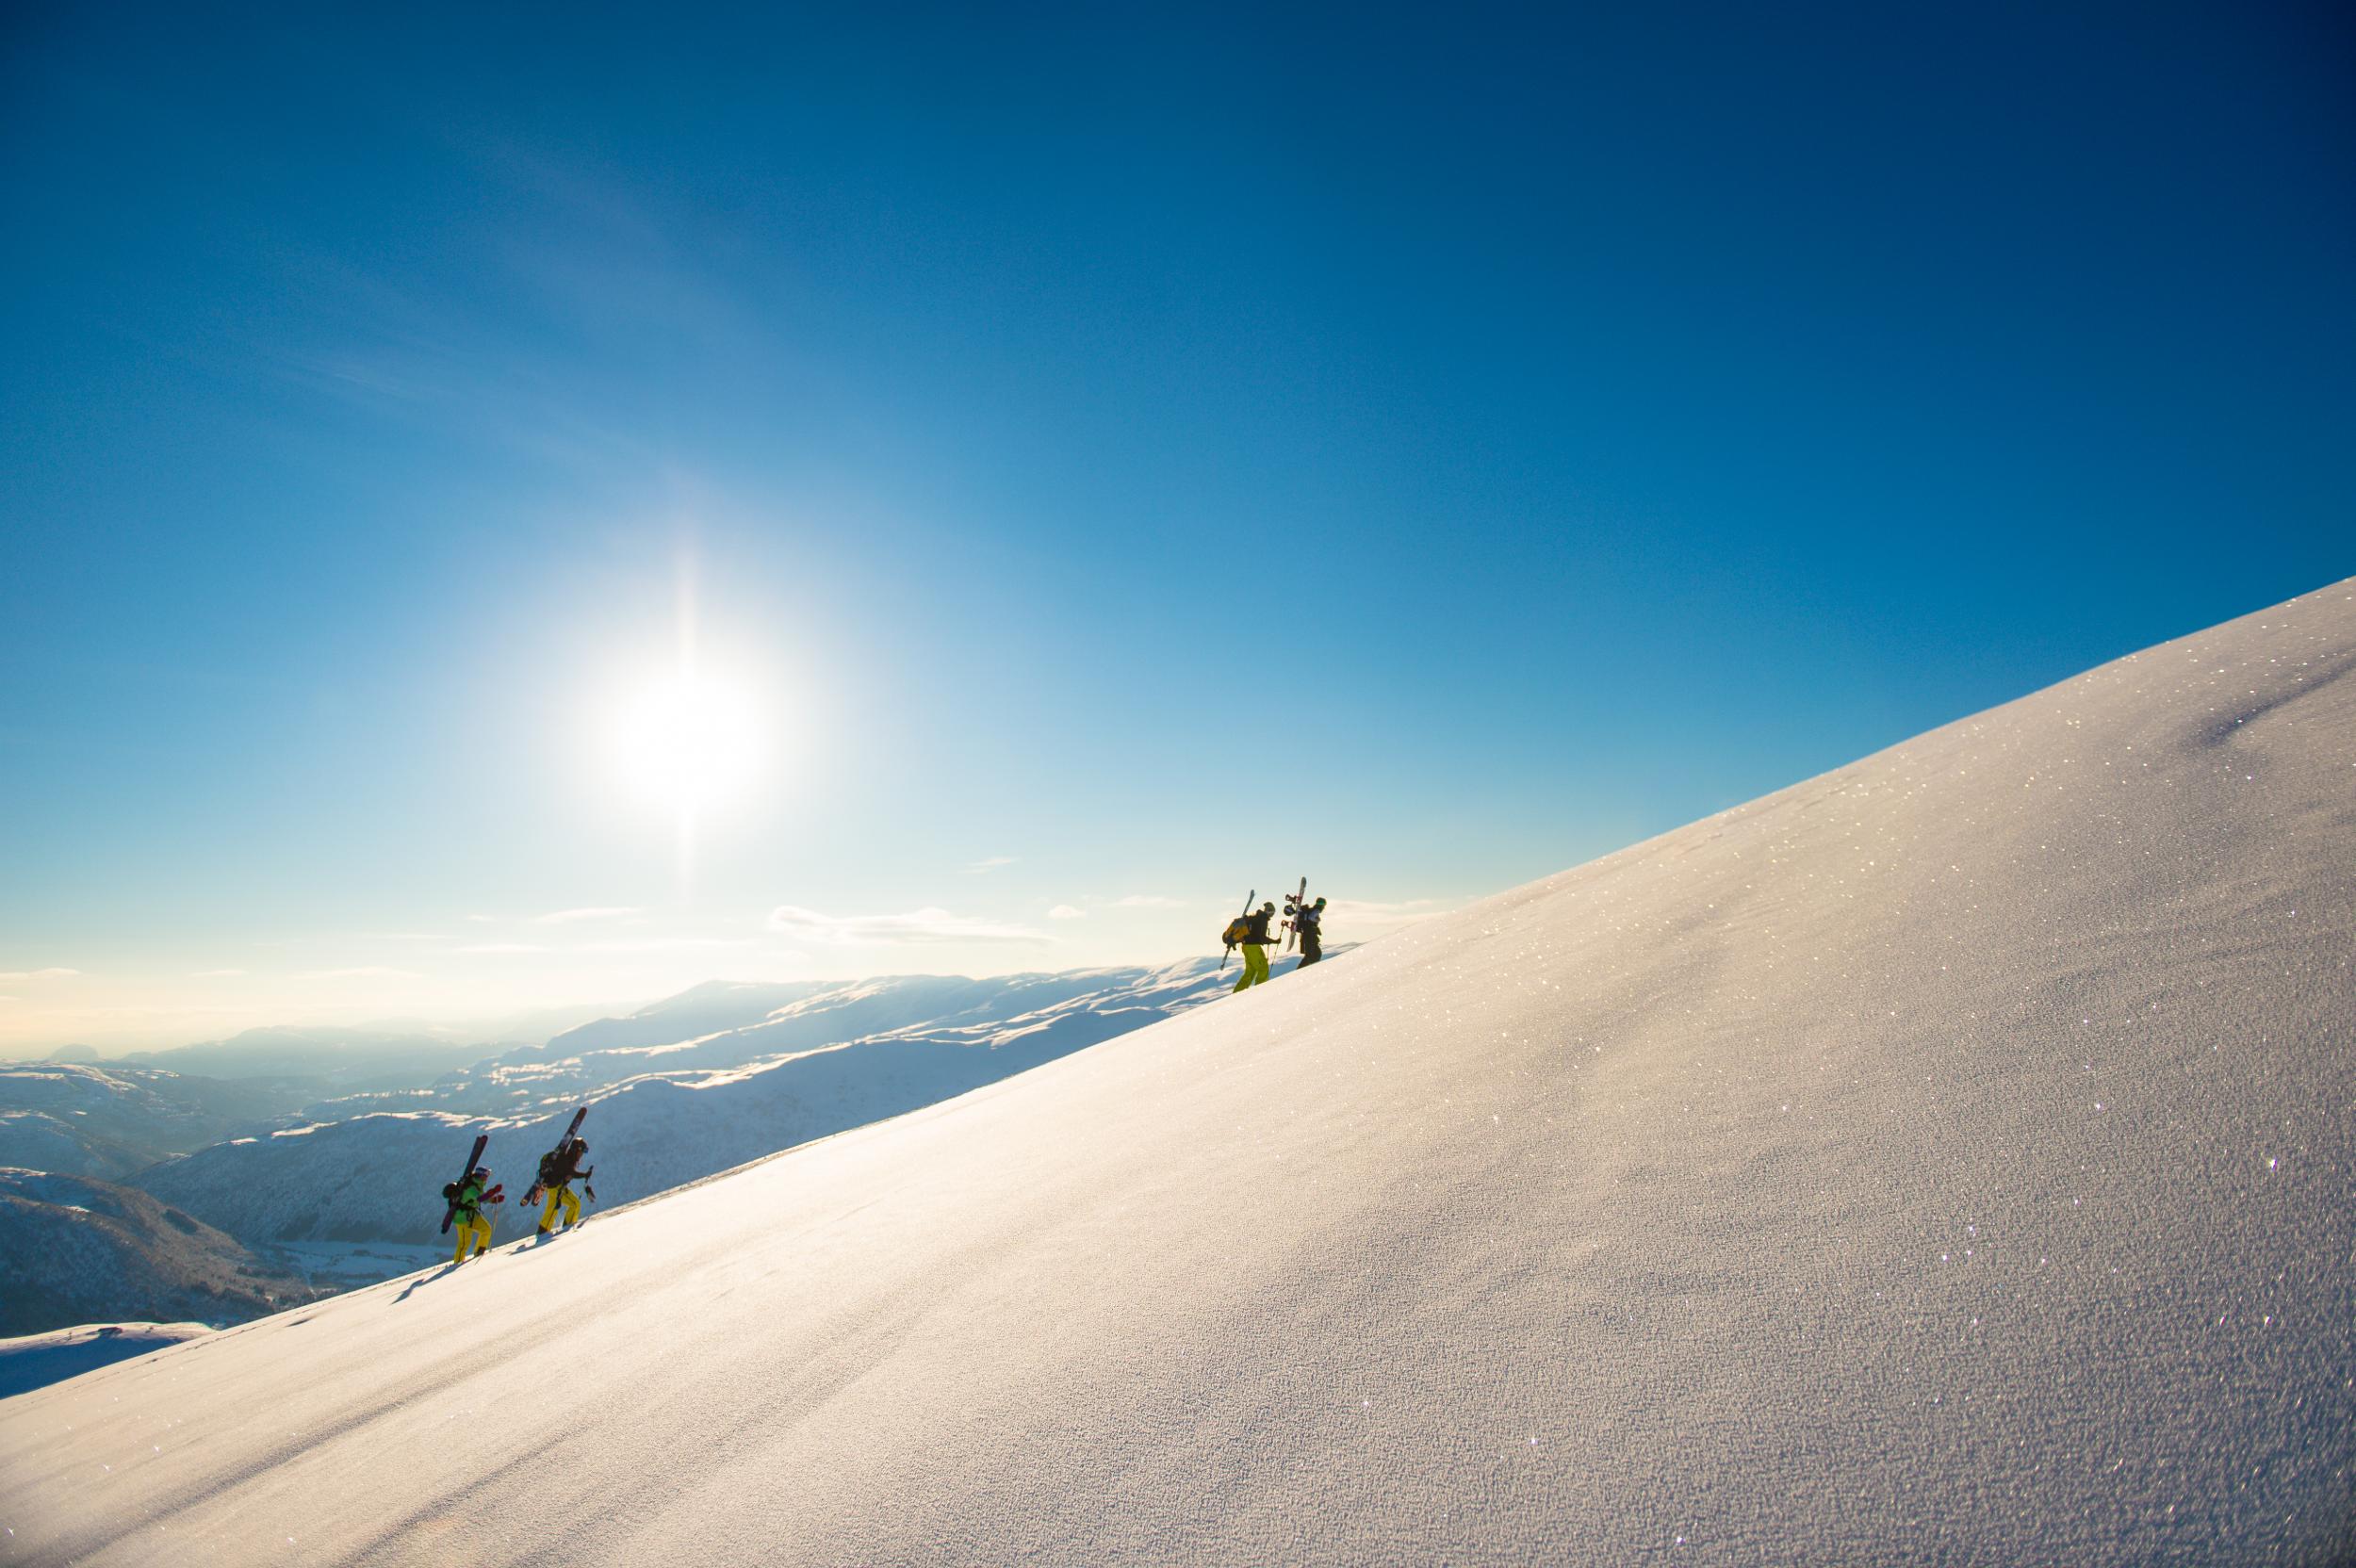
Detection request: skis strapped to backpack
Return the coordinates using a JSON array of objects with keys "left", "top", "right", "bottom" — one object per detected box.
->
[
  {"left": 1219, "top": 889, "right": 1254, "bottom": 971},
  {"left": 440, "top": 1133, "right": 489, "bottom": 1234},
  {"left": 524, "top": 1105, "right": 589, "bottom": 1207}
]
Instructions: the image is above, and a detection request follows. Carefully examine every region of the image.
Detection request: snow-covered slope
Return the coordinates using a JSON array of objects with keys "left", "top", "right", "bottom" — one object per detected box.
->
[{"left": 4, "top": 583, "right": 2351, "bottom": 1566}]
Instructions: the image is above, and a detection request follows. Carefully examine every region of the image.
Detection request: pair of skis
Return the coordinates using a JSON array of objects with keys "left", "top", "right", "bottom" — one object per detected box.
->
[
  {"left": 1220, "top": 888, "right": 1255, "bottom": 971},
  {"left": 1280, "top": 875, "right": 1308, "bottom": 953}
]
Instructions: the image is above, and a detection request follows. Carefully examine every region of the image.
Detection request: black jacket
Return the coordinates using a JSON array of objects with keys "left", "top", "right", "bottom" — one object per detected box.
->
[
  {"left": 1240, "top": 909, "right": 1275, "bottom": 944},
  {"left": 539, "top": 1140, "right": 591, "bottom": 1188}
]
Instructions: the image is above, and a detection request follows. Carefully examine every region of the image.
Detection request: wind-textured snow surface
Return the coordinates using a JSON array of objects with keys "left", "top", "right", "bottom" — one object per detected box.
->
[{"left": 3, "top": 583, "right": 2351, "bottom": 1566}]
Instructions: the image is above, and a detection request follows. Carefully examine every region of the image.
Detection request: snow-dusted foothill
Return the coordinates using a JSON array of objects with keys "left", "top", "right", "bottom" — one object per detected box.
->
[
  {"left": 0, "top": 1169, "right": 317, "bottom": 1339},
  {"left": 2, "top": 582, "right": 2350, "bottom": 1565}
]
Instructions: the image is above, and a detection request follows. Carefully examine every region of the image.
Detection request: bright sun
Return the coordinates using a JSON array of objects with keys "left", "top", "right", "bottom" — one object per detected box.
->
[{"left": 608, "top": 666, "right": 762, "bottom": 819}]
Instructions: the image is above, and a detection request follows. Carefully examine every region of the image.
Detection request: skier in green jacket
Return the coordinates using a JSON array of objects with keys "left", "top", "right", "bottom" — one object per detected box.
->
[{"left": 445, "top": 1168, "right": 505, "bottom": 1264}]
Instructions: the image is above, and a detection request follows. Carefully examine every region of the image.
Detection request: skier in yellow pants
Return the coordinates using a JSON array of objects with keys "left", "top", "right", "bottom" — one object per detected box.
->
[
  {"left": 538, "top": 1184, "right": 576, "bottom": 1231},
  {"left": 533, "top": 1135, "right": 595, "bottom": 1234},
  {"left": 1229, "top": 901, "right": 1277, "bottom": 992},
  {"left": 446, "top": 1168, "right": 505, "bottom": 1263},
  {"left": 454, "top": 1210, "right": 494, "bottom": 1264}
]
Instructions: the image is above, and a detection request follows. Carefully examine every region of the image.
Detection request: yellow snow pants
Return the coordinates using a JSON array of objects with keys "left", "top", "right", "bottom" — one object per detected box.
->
[
  {"left": 538, "top": 1184, "right": 581, "bottom": 1233},
  {"left": 452, "top": 1213, "right": 494, "bottom": 1264},
  {"left": 1234, "top": 943, "right": 1271, "bottom": 991}
]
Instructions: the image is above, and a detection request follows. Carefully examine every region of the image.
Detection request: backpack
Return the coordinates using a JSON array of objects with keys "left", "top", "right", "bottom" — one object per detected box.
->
[
  {"left": 1221, "top": 918, "right": 1251, "bottom": 947},
  {"left": 444, "top": 1175, "right": 493, "bottom": 1218},
  {"left": 538, "top": 1151, "right": 563, "bottom": 1188}
]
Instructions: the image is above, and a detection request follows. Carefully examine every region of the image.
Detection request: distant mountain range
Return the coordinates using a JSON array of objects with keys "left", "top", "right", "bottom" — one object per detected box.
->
[
  {"left": 0, "top": 955, "right": 1332, "bottom": 1337},
  {"left": 0, "top": 1062, "right": 322, "bottom": 1178},
  {"left": 137, "top": 957, "right": 1299, "bottom": 1249},
  {"left": 115, "top": 1026, "right": 520, "bottom": 1091}
]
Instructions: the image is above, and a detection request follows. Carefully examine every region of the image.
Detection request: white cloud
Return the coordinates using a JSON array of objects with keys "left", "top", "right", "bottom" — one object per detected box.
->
[
  {"left": 962, "top": 857, "right": 1017, "bottom": 874},
  {"left": 188, "top": 969, "right": 248, "bottom": 979},
  {"left": 298, "top": 967, "right": 421, "bottom": 980},
  {"left": 0, "top": 968, "right": 80, "bottom": 982},
  {"left": 1047, "top": 905, "right": 1088, "bottom": 921},
  {"left": 1113, "top": 895, "right": 1187, "bottom": 909},
  {"left": 579, "top": 937, "right": 757, "bottom": 954},
  {"left": 768, "top": 906, "right": 1049, "bottom": 947},
  {"left": 460, "top": 943, "right": 550, "bottom": 955},
  {"left": 531, "top": 906, "right": 641, "bottom": 925}
]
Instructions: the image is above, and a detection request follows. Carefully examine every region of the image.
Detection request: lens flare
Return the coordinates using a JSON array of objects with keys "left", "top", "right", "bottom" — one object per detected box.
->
[{"left": 608, "top": 669, "right": 761, "bottom": 816}]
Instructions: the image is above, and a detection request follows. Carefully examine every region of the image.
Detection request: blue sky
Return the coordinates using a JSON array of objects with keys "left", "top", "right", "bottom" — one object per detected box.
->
[{"left": 3, "top": 2, "right": 2349, "bottom": 1050}]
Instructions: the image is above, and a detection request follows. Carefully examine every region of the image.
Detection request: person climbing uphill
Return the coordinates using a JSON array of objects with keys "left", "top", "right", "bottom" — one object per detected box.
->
[
  {"left": 445, "top": 1165, "right": 505, "bottom": 1264},
  {"left": 1228, "top": 900, "right": 1278, "bottom": 992},
  {"left": 533, "top": 1135, "right": 595, "bottom": 1234},
  {"left": 1292, "top": 894, "right": 1328, "bottom": 967}
]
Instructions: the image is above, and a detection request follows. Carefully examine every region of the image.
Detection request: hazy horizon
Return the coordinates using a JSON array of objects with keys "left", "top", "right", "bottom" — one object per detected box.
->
[{"left": 1, "top": 940, "right": 1397, "bottom": 1057}]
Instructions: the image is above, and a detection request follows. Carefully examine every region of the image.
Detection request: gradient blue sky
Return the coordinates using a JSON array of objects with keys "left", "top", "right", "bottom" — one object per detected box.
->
[{"left": 3, "top": 2, "right": 2350, "bottom": 1051}]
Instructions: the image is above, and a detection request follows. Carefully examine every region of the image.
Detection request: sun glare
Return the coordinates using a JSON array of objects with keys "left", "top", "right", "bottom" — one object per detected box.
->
[
  {"left": 608, "top": 667, "right": 761, "bottom": 817},
  {"left": 595, "top": 556, "right": 780, "bottom": 890}
]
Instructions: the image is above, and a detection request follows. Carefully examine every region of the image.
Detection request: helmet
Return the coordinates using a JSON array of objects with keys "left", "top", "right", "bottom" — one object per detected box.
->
[
  {"left": 571, "top": 1139, "right": 588, "bottom": 1155},
  {"left": 1314, "top": 896, "right": 1326, "bottom": 907},
  {"left": 1261, "top": 902, "right": 1276, "bottom": 912}
]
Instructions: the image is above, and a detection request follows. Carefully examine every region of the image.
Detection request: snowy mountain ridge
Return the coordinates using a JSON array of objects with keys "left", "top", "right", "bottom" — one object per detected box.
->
[
  {"left": 3, "top": 581, "right": 2350, "bottom": 1565},
  {"left": 0, "top": 1064, "right": 318, "bottom": 1180},
  {"left": 130, "top": 956, "right": 1297, "bottom": 1256}
]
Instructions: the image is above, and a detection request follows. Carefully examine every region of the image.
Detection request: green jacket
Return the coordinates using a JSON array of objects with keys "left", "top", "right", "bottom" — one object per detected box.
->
[{"left": 448, "top": 1173, "right": 499, "bottom": 1223}]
